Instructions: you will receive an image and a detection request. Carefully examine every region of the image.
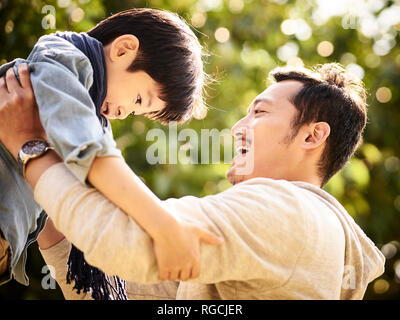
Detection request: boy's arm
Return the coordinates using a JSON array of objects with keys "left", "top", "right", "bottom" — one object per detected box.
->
[{"left": 87, "top": 156, "right": 223, "bottom": 281}]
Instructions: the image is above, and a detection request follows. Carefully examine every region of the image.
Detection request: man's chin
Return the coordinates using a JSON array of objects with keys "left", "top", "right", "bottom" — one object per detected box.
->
[{"left": 226, "top": 166, "right": 246, "bottom": 185}]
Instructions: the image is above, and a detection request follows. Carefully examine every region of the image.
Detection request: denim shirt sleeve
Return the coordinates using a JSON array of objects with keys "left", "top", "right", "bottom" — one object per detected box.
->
[{"left": 24, "top": 34, "right": 122, "bottom": 184}]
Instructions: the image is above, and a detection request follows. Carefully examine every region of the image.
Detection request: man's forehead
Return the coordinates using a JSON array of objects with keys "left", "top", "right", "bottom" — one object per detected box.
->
[
  {"left": 248, "top": 80, "right": 303, "bottom": 109},
  {"left": 261, "top": 80, "right": 303, "bottom": 100}
]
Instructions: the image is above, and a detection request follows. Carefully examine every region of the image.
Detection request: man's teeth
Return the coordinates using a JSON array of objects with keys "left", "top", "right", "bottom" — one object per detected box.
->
[{"left": 237, "top": 146, "right": 250, "bottom": 154}]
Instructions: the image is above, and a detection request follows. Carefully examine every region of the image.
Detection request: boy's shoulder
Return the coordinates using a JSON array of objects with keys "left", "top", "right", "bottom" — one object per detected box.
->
[
  {"left": 30, "top": 32, "right": 87, "bottom": 60},
  {"left": 27, "top": 32, "right": 94, "bottom": 85}
]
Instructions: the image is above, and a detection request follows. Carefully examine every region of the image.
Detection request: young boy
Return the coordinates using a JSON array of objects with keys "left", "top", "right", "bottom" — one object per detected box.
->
[{"left": 0, "top": 8, "right": 222, "bottom": 299}]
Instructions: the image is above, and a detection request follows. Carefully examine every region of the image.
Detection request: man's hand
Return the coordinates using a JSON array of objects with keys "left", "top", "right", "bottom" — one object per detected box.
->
[
  {"left": 153, "top": 221, "right": 223, "bottom": 281},
  {"left": 0, "top": 63, "right": 47, "bottom": 160}
]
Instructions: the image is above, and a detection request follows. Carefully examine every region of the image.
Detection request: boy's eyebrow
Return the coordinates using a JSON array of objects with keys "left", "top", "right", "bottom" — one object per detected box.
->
[{"left": 147, "top": 90, "right": 153, "bottom": 108}]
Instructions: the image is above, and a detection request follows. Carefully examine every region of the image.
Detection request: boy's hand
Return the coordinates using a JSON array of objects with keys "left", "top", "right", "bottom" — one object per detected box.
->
[
  {"left": 0, "top": 63, "right": 47, "bottom": 159},
  {"left": 153, "top": 221, "right": 223, "bottom": 281}
]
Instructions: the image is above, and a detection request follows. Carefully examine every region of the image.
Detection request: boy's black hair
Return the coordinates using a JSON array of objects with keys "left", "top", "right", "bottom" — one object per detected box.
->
[{"left": 88, "top": 8, "right": 206, "bottom": 123}]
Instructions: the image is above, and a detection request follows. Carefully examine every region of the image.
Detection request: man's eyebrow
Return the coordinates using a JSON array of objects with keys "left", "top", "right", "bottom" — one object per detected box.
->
[{"left": 247, "top": 97, "right": 274, "bottom": 113}]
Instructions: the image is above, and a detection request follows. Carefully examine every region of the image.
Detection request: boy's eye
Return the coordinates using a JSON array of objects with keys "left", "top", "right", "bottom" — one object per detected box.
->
[
  {"left": 135, "top": 94, "right": 142, "bottom": 105},
  {"left": 254, "top": 109, "right": 265, "bottom": 114}
]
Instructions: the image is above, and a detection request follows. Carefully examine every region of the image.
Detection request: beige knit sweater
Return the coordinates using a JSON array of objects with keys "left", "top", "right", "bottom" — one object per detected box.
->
[{"left": 36, "top": 164, "right": 385, "bottom": 300}]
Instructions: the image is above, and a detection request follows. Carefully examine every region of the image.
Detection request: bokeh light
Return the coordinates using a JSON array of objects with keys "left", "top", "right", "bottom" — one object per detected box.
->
[
  {"left": 197, "top": 0, "right": 223, "bottom": 12},
  {"left": 280, "top": 19, "right": 297, "bottom": 35},
  {"left": 346, "top": 63, "right": 365, "bottom": 80},
  {"left": 384, "top": 156, "right": 399, "bottom": 172},
  {"left": 373, "top": 39, "right": 392, "bottom": 56},
  {"left": 57, "top": 0, "right": 71, "bottom": 8},
  {"left": 214, "top": 27, "right": 230, "bottom": 43},
  {"left": 4, "top": 20, "right": 14, "bottom": 33},
  {"left": 317, "top": 41, "right": 334, "bottom": 57},
  {"left": 395, "top": 260, "right": 400, "bottom": 280},
  {"left": 277, "top": 41, "right": 299, "bottom": 62},
  {"left": 381, "top": 242, "right": 398, "bottom": 259},
  {"left": 228, "top": 0, "right": 244, "bottom": 14},
  {"left": 364, "top": 53, "right": 381, "bottom": 68},
  {"left": 280, "top": 19, "right": 312, "bottom": 41},
  {"left": 286, "top": 56, "right": 304, "bottom": 68},
  {"left": 373, "top": 279, "right": 390, "bottom": 294},
  {"left": 376, "top": 87, "right": 392, "bottom": 103},
  {"left": 340, "top": 52, "right": 356, "bottom": 66},
  {"left": 191, "top": 11, "right": 207, "bottom": 28},
  {"left": 70, "top": 8, "right": 85, "bottom": 23}
]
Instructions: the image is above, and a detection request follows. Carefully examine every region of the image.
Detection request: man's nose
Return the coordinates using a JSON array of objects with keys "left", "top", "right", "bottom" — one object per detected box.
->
[{"left": 231, "top": 116, "right": 249, "bottom": 138}]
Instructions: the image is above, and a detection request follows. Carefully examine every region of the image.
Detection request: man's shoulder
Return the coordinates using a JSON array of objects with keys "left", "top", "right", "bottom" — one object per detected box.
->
[
  {"left": 232, "top": 177, "right": 338, "bottom": 205},
  {"left": 226, "top": 177, "right": 314, "bottom": 202},
  {"left": 222, "top": 177, "right": 344, "bottom": 225}
]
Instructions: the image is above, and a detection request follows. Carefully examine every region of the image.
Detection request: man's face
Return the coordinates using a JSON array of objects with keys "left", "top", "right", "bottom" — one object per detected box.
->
[
  {"left": 101, "top": 70, "right": 166, "bottom": 120},
  {"left": 227, "top": 80, "right": 305, "bottom": 185}
]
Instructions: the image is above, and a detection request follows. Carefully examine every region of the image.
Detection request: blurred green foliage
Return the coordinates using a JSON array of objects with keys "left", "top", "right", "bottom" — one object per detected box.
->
[{"left": 0, "top": 0, "right": 399, "bottom": 300}]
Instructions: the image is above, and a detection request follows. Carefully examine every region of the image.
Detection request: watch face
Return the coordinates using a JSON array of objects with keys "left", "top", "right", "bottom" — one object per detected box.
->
[{"left": 22, "top": 140, "right": 48, "bottom": 155}]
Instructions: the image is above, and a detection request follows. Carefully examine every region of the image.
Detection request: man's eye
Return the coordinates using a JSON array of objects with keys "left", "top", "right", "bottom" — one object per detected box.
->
[
  {"left": 135, "top": 94, "right": 142, "bottom": 105},
  {"left": 254, "top": 109, "right": 265, "bottom": 114}
]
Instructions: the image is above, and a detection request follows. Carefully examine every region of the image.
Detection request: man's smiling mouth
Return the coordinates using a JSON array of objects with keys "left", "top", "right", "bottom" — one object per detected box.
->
[
  {"left": 236, "top": 145, "right": 250, "bottom": 155},
  {"left": 235, "top": 138, "right": 252, "bottom": 155}
]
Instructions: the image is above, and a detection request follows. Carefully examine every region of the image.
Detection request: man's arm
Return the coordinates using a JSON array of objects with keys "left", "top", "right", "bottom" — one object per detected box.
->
[
  {"left": 35, "top": 163, "right": 308, "bottom": 286},
  {"left": 0, "top": 64, "right": 67, "bottom": 250}
]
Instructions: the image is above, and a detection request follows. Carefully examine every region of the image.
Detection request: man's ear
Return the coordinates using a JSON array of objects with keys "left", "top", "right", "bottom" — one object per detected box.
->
[
  {"left": 302, "top": 122, "right": 330, "bottom": 150},
  {"left": 108, "top": 34, "right": 139, "bottom": 63}
]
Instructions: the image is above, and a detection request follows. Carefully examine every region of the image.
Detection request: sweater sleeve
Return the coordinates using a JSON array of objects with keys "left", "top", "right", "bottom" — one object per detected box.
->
[
  {"left": 39, "top": 237, "right": 179, "bottom": 300},
  {"left": 39, "top": 238, "right": 93, "bottom": 300},
  {"left": 34, "top": 163, "right": 308, "bottom": 287}
]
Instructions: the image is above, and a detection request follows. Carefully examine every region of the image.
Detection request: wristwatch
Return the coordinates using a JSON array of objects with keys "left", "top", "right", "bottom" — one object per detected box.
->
[{"left": 17, "top": 139, "right": 54, "bottom": 179}]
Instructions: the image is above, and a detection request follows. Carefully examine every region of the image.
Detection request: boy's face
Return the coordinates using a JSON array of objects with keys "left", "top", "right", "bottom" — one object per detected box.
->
[
  {"left": 101, "top": 69, "right": 166, "bottom": 120},
  {"left": 102, "top": 35, "right": 166, "bottom": 120}
]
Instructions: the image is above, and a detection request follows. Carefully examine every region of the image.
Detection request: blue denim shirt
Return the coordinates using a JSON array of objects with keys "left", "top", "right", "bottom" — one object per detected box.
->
[{"left": 0, "top": 34, "right": 122, "bottom": 285}]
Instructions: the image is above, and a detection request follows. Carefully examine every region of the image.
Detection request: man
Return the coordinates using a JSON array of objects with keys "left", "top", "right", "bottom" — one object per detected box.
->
[{"left": 0, "top": 62, "right": 384, "bottom": 300}]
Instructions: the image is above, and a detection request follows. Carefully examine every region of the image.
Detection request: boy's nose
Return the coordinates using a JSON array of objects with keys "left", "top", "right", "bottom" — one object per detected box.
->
[{"left": 115, "top": 106, "right": 125, "bottom": 119}]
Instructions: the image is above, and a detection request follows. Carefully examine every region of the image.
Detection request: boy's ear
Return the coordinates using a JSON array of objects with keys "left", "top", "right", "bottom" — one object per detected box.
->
[
  {"left": 301, "top": 122, "right": 330, "bottom": 150},
  {"left": 109, "top": 35, "right": 139, "bottom": 62}
]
